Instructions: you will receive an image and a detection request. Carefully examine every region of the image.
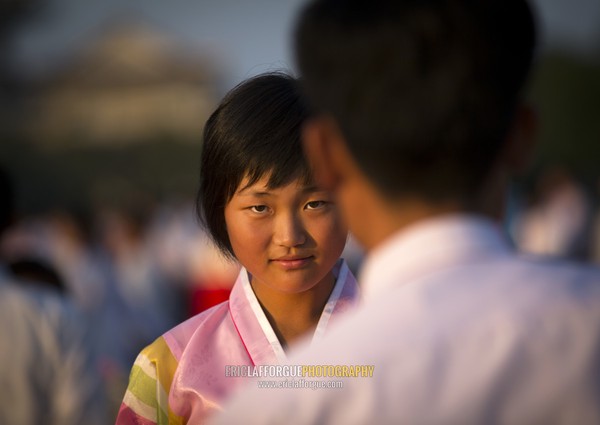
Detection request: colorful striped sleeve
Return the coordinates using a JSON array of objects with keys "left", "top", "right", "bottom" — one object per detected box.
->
[{"left": 116, "top": 337, "right": 185, "bottom": 425}]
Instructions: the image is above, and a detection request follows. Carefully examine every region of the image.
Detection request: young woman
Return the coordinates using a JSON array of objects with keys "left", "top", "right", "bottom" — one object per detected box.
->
[{"left": 115, "top": 73, "right": 359, "bottom": 424}]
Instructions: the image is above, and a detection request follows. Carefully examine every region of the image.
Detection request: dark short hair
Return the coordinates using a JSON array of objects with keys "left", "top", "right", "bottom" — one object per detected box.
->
[
  {"left": 294, "top": 0, "right": 536, "bottom": 204},
  {"left": 197, "top": 73, "right": 312, "bottom": 258}
]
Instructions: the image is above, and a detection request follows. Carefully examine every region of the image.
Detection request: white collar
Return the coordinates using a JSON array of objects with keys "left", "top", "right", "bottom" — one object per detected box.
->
[
  {"left": 240, "top": 259, "right": 351, "bottom": 363},
  {"left": 360, "top": 214, "right": 511, "bottom": 301}
]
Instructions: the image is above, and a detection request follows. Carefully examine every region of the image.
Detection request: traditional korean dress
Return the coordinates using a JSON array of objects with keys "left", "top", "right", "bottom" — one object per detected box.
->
[{"left": 115, "top": 259, "right": 358, "bottom": 424}]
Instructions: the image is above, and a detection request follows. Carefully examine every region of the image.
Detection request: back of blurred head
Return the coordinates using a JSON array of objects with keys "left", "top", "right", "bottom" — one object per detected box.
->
[{"left": 294, "top": 0, "right": 536, "bottom": 209}]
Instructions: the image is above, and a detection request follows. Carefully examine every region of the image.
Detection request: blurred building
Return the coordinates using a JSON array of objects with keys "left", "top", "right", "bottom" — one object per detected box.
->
[{"left": 21, "top": 21, "right": 218, "bottom": 145}]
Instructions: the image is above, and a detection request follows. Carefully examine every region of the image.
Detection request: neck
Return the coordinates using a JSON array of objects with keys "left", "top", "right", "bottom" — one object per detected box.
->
[
  {"left": 251, "top": 272, "right": 336, "bottom": 349},
  {"left": 361, "top": 199, "right": 466, "bottom": 251},
  {"left": 346, "top": 179, "right": 505, "bottom": 253}
]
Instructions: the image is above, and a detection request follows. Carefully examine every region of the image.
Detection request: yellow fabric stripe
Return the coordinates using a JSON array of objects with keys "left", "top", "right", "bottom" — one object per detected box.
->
[{"left": 141, "top": 336, "right": 185, "bottom": 425}]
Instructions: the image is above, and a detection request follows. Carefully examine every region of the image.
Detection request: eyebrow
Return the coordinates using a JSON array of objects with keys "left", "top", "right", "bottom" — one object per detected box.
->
[
  {"left": 302, "top": 185, "right": 321, "bottom": 194},
  {"left": 236, "top": 190, "right": 271, "bottom": 197},
  {"left": 236, "top": 185, "right": 322, "bottom": 197}
]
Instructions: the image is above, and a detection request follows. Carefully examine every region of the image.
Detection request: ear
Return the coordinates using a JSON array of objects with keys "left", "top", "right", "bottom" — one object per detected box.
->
[
  {"left": 503, "top": 102, "right": 538, "bottom": 173},
  {"left": 302, "top": 116, "right": 350, "bottom": 191}
]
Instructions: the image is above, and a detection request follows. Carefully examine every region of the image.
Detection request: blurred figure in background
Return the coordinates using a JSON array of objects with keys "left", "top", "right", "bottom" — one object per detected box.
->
[
  {"left": 184, "top": 229, "right": 239, "bottom": 316},
  {"left": 7, "top": 256, "right": 67, "bottom": 293},
  {"left": 91, "top": 206, "right": 178, "bottom": 413},
  {"left": 147, "top": 201, "right": 239, "bottom": 317},
  {"left": 513, "top": 166, "right": 593, "bottom": 260},
  {"left": 0, "top": 165, "right": 107, "bottom": 424},
  {"left": 1, "top": 198, "right": 193, "bottom": 418}
]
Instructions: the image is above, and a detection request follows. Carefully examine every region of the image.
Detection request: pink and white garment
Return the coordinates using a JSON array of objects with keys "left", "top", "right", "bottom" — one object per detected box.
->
[{"left": 115, "top": 259, "right": 358, "bottom": 424}]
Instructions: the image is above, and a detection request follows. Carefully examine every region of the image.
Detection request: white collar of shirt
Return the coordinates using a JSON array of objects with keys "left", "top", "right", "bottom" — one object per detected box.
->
[
  {"left": 360, "top": 214, "right": 511, "bottom": 302},
  {"left": 240, "top": 259, "right": 351, "bottom": 363}
]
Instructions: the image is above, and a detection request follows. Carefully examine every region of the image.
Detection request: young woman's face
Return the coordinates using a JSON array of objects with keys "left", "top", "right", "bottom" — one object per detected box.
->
[{"left": 224, "top": 174, "right": 347, "bottom": 294}]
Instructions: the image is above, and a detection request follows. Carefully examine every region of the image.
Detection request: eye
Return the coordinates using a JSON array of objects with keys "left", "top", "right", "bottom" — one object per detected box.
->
[
  {"left": 249, "top": 205, "right": 269, "bottom": 214},
  {"left": 305, "top": 200, "right": 326, "bottom": 210}
]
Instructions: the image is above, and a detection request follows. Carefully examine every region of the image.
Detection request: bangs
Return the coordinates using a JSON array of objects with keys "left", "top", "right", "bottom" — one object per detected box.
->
[{"left": 232, "top": 147, "right": 314, "bottom": 198}]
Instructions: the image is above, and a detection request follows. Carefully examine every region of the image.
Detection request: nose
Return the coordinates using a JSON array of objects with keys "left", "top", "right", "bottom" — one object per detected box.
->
[{"left": 273, "top": 212, "right": 306, "bottom": 247}]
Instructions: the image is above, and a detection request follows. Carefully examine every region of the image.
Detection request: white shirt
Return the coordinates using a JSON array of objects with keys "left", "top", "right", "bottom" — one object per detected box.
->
[
  {"left": 0, "top": 268, "right": 107, "bottom": 425},
  {"left": 213, "top": 214, "right": 600, "bottom": 425}
]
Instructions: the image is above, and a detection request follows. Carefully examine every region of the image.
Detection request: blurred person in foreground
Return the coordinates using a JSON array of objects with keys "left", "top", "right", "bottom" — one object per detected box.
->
[
  {"left": 0, "top": 166, "right": 107, "bottom": 424},
  {"left": 116, "top": 73, "right": 358, "bottom": 424},
  {"left": 213, "top": 0, "right": 600, "bottom": 424}
]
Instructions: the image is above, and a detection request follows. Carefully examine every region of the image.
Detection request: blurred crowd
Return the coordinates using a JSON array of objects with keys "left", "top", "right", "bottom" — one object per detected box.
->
[
  {"left": 0, "top": 164, "right": 598, "bottom": 421},
  {"left": 0, "top": 178, "right": 240, "bottom": 419}
]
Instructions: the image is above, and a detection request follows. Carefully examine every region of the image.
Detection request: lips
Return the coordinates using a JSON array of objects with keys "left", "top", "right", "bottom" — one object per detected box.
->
[{"left": 270, "top": 256, "right": 314, "bottom": 269}]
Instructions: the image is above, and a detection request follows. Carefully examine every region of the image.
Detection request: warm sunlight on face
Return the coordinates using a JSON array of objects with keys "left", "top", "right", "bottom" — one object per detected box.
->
[{"left": 224, "top": 174, "right": 347, "bottom": 295}]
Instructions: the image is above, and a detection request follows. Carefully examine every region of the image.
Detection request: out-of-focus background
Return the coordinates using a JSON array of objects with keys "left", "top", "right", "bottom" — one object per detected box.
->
[{"left": 0, "top": 0, "right": 599, "bottom": 420}]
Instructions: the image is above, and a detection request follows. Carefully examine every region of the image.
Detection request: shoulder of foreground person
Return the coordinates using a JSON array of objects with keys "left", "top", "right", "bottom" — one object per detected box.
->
[{"left": 211, "top": 258, "right": 600, "bottom": 425}]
